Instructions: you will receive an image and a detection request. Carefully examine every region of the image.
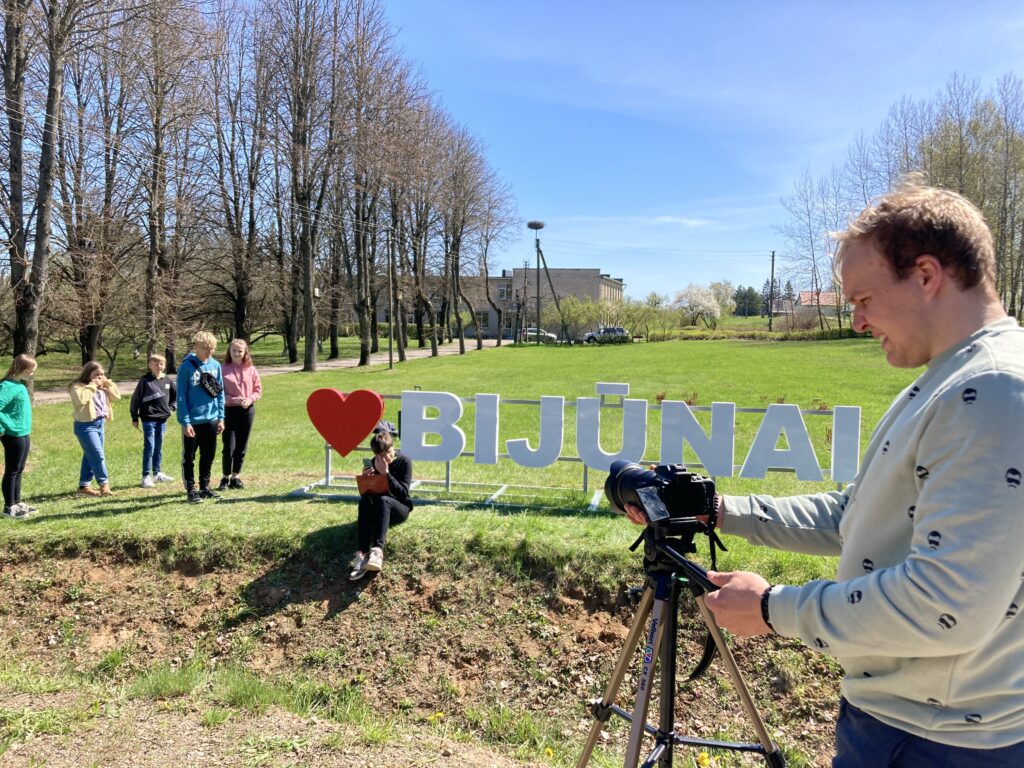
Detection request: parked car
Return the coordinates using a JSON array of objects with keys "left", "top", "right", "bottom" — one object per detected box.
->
[
  {"left": 521, "top": 327, "right": 558, "bottom": 343},
  {"left": 583, "top": 326, "right": 630, "bottom": 344}
]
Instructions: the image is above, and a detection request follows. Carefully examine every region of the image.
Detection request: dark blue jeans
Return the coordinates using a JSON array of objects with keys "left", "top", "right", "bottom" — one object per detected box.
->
[
  {"left": 834, "top": 698, "right": 1024, "bottom": 768},
  {"left": 141, "top": 419, "right": 166, "bottom": 476},
  {"left": 73, "top": 418, "right": 108, "bottom": 486}
]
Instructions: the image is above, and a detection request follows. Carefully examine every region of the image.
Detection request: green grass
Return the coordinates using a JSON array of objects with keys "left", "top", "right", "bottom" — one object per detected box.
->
[{"left": 3, "top": 338, "right": 916, "bottom": 589}]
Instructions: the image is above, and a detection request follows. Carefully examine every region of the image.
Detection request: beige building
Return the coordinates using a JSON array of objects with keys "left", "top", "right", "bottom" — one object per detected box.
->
[{"left": 463, "top": 267, "right": 625, "bottom": 338}]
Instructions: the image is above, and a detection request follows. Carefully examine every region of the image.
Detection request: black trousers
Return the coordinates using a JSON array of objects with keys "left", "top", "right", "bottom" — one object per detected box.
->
[
  {"left": 182, "top": 421, "right": 218, "bottom": 490},
  {"left": 357, "top": 494, "right": 411, "bottom": 552},
  {"left": 222, "top": 405, "right": 255, "bottom": 476},
  {"left": 1, "top": 434, "right": 29, "bottom": 508}
]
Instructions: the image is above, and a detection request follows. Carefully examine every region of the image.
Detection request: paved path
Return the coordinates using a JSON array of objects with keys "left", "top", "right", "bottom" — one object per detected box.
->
[{"left": 33, "top": 338, "right": 502, "bottom": 405}]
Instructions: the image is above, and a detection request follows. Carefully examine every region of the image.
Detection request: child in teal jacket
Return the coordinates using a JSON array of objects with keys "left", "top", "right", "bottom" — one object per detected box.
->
[{"left": 0, "top": 355, "right": 37, "bottom": 518}]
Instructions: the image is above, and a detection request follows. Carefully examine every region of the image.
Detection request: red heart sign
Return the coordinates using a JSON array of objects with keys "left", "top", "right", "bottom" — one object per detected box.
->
[{"left": 306, "top": 388, "right": 385, "bottom": 457}]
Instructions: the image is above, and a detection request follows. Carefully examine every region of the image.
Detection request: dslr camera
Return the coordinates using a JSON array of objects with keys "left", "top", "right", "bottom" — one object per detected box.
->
[{"left": 604, "top": 460, "right": 717, "bottom": 526}]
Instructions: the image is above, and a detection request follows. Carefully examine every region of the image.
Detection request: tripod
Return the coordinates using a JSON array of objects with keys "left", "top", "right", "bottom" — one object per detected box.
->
[{"left": 577, "top": 524, "right": 785, "bottom": 768}]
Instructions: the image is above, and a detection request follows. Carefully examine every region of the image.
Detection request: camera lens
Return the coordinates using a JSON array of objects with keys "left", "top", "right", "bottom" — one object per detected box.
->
[{"left": 605, "top": 460, "right": 659, "bottom": 512}]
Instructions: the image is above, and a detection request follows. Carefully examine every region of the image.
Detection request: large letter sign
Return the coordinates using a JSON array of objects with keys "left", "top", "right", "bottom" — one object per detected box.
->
[{"left": 315, "top": 383, "right": 862, "bottom": 482}]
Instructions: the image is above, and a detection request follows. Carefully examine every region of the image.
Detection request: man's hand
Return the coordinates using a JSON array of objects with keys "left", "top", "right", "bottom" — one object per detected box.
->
[
  {"left": 132, "top": 421, "right": 141, "bottom": 431},
  {"left": 703, "top": 570, "right": 773, "bottom": 637},
  {"left": 183, "top": 424, "right": 195, "bottom": 438},
  {"left": 216, "top": 420, "right": 225, "bottom": 434},
  {"left": 624, "top": 502, "right": 648, "bottom": 526}
]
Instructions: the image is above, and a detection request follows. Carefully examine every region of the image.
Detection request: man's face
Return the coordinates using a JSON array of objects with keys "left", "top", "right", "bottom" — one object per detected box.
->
[{"left": 841, "top": 240, "right": 933, "bottom": 369}]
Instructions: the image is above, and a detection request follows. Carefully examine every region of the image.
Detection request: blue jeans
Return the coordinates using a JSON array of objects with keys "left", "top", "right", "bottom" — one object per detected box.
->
[
  {"left": 141, "top": 420, "right": 166, "bottom": 476},
  {"left": 834, "top": 698, "right": 1024, "bottom": 768},
  {"left": 74, "top": 418, "right": 108, "bottom": 486}
]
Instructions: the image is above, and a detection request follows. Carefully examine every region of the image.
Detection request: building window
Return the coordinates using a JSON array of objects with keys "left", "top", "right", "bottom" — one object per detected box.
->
[
  {"left": 474, "top": 310, "right": 489, "bottom": 327},
  {"left": 497, "top": 283, "right": 511, "bottom": 300}
]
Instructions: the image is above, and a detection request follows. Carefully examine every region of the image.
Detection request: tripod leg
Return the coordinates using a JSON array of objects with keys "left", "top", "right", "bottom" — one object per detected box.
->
[
  {"left": 624, "top": 593, "right": 669, "bottom": 768},
  {"left": 693, "top": 595, "right": 784, "bottom": 763},
  {"left": 576, "top": 588, "right": 654, "bottom": 768}
]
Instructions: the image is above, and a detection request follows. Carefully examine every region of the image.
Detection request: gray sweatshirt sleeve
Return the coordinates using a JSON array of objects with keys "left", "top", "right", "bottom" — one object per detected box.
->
[
  {"left": 769, "top": 371, "right": 1024, "bottom": 658},
  {"left": 722, "top": 488, "right": 847, "bottom": 556}
]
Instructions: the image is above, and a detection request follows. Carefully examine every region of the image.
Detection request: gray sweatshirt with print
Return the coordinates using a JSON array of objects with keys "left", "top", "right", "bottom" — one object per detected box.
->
[{"left": 723, "top": 318, "right": 1024, "bottom": 748}]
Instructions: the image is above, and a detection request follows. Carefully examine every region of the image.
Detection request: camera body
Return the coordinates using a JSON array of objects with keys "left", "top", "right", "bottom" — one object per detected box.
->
[{"left": 604, "top": 460, "right": 716, "bottom": 525}]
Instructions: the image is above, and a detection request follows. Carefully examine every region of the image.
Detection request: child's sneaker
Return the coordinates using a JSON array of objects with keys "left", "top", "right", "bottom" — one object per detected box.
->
[
  {"left": 15, "top": 502, "right": 37, "bottom": 516},
  {"left": 154, "top": 472, "right": 174, "bottom": 483},
  {"left": 229, "top": 477, "right": 245, "bottom": 490},
  {"left": 77, "top": 485, "right": 100, "bottom": 497},
  {"left": 217, "top": 476, "right": 230, "bottom": 492},
  {"left": 365, "top": 547, "right": 384, "bottom": 573},
  {"left": 187, "top": 489, "right": 203, "bottom": 504},
  {"left": 348, "top": 551, "right": 368, "bottom": 581},
  {"left": 141, "top": 475, "right": 155, "bottom": 488},
  {"left": 3, "top": 505, "right": 27, "bottom": 519}
]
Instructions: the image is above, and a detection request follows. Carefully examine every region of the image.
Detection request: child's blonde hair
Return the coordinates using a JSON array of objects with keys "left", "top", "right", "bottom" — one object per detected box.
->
[
  {"left": 192, "top": 331, "right": 217, "bottom": 350},
  {"left": 148, "top": 353, "right": 166, "bottom": 365},
  {"left": 4, "top": 354, "right": 36, "bottom": 381}
]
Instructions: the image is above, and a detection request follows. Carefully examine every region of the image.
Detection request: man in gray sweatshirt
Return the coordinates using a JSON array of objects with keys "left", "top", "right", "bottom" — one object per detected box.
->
[{"left": 698, "top": 184, "right": 1024, "bottom": 766}]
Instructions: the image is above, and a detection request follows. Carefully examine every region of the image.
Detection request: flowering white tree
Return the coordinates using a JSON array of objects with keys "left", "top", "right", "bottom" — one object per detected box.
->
[{"left": 673, "top": 284, "right": 721, "bottom": 328}]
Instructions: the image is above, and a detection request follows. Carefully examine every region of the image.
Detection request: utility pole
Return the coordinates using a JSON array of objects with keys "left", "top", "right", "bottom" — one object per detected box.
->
[
  {"left": 528, "top": 221, "right": 544, "bottom": 345},
  {"left": 768, "top": 250, "right": 776, "bottom": 332}
]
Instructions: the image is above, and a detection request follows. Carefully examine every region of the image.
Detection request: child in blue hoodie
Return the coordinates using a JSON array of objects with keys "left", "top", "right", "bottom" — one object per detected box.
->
[{"left": 176, "top": 331, "right": 225, "bottom": 503}]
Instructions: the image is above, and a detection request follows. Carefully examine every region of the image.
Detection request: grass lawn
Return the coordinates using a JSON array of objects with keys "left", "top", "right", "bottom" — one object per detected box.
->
[
  {"left": 0, "top": 337, "right": 919, "bottom": 766},
  {"left": 4, "top": 337, "right": 915, "bottom": 584}
]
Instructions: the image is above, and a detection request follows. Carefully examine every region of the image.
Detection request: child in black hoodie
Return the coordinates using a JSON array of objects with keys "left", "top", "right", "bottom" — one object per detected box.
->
[{"left": 130, "top": 354, "right": 176, "bottom": 488}]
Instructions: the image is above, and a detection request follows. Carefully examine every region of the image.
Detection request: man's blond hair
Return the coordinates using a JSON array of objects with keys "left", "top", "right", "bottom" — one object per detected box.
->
[{"left": 836, "top": 181, "right": 995, "bottom": 289}]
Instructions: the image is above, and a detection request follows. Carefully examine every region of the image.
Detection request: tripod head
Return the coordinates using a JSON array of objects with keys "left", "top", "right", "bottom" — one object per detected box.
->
[{"left": 629, "top": 515, "right": 726, "bottom": 591}]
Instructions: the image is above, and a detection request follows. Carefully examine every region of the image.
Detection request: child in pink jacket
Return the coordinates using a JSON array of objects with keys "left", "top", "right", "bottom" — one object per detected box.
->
[{"left": 218, "top": 339, "right": 262, "bottom": 490}]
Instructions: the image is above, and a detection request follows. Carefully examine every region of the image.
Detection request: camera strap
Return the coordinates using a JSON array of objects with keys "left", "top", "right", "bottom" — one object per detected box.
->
[{"left": 684, "top": 530, "right": 727, "bottom": 681}]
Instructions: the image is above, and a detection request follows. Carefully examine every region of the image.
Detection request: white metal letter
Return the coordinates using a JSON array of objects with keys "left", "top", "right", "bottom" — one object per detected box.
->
[
  {"left": 830, "top": 406, "right": 861, "bottom": 483},
  {"left": 740, "top": 404, "right": 823, "bottom": 481},
  {"left": 473, "top": 394, "right": 500, "bottom": 465},
  {"left": 506, "top": 396, "right": 564, "bottom": 468},
  {"left": 400, "top": 391, "right": 465, "bottom": 462},
  {"left": 659, "top": 401, "right": 735, "bottom": 477},
  {"left": 576, "top": 397, "right": 647, "bottom": 471}
]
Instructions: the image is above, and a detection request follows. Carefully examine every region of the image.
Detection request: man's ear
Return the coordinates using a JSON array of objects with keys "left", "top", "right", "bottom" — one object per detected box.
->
[{"left": 914, "top": 255, "right": 944, "bottom": 298}]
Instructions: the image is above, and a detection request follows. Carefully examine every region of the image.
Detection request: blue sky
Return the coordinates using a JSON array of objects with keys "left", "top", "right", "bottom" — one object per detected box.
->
[{"left": 384, "top": 1, "right": 1024, "bottom": 299}]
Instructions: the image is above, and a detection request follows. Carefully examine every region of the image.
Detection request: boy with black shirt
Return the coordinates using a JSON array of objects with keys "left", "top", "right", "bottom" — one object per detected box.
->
[{"left": 130, "top": 354, "right": 176, "bottom": 488}]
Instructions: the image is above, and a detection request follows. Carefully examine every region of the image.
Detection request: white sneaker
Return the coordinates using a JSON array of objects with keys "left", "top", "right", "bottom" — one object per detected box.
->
[
  {"left": 365, "top": 547, "right": 384, "bottom": 573},
  {"left": 348, "top": 551, "right": 368, "bottom": 581},
  {"left": 3, "top": 505, "right": 27, "bottom": 519},
  {"left": 154, "top": 472, "right": 174, "bottom": 483},
  {"left": 141, "top": 475, "right": 155, "bottom": 488},
  {"left": 14, "top": 501, "right": 37, "bottom": 516}
]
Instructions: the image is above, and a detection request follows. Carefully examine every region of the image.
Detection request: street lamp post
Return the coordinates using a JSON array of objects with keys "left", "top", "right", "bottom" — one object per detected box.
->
[{"left": 527, "top": 221, "right": 544, "bottom": 345}]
